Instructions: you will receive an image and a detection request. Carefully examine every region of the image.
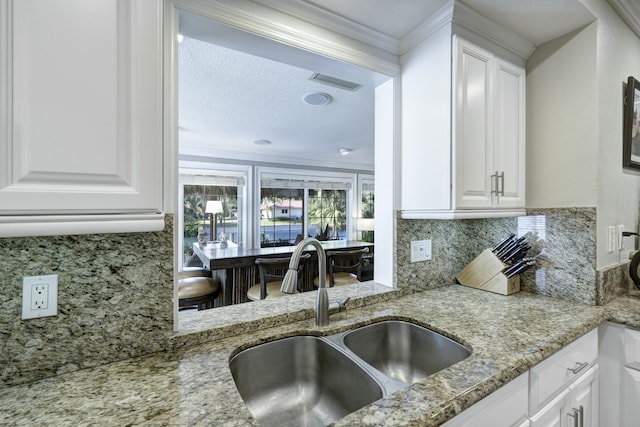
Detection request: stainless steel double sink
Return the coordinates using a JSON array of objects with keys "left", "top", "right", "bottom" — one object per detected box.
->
[{"left": 229, "top": 320, "right": 471, "bottom": 426}]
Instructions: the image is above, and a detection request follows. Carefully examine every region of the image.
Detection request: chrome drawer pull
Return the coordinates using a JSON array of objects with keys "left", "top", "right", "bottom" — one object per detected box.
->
[{"left": 568, "top": 361, "right": 589, "bottom": 374}]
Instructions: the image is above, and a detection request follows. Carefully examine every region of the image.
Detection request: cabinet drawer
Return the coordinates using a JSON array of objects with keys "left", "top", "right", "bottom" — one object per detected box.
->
[
  {"left": 529, "top": 328, "right": 597, "bottom": 415},
  {"left": 443, "top": 372, "right": 528, "bottom": 427}
]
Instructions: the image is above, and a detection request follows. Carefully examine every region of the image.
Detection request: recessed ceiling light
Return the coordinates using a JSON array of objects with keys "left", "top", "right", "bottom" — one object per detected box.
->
[
  {"left": 254, "top": 139, "right": 271, "bottom": 145},
  {"left": 303, "top": 92, "right": 332, "bottom": 106},
  {"left": 339, "top": 148, "right": 353, "bottom": 155}
]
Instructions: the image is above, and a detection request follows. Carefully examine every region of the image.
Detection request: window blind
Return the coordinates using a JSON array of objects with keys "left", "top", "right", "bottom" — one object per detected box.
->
[{"left": 260, "top": 176, "right": 352, "bottom": 190}]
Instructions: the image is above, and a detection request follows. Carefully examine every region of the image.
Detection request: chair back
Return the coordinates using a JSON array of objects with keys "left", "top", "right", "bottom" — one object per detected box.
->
[
  {"left": 326, "top": 247, "right": 369, "bottom": 286},
  {"left": 255, "top": 253, "right": 311, "bottom": 299}
]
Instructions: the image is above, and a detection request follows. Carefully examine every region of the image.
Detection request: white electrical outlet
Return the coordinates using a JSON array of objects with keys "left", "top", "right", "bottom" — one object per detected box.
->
[
  {"left": 31, "top": 284, "right": 49, "bottom": 310},
  {"left": 410, "top": 239, "right": 432, "bottom": 262},
  {"left": 608, "top": 226, "right": 616, "bottom": 253},
  {"left": 22, "top": 274, "right": 58, "bottom": 319},
  {"left": 618, "top": 225, "right": 625, "bottom": 251}
]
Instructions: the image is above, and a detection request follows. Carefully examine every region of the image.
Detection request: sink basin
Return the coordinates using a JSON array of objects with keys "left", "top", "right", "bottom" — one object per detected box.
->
[
  {"left": 343, "top": 320, "right": 471, "bottom": 384},
  {"left": 229, "top": 335, "right": 383, "bottom": 427}
]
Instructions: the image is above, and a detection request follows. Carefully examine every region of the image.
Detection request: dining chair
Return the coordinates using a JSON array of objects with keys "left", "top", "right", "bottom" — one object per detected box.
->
[
  {"left": 178, "top": 268, "right": 220, "bottom": 310},
  {"left": 247, "top": 253, "right": 312, "bottom": 301},
  {"left": 314, "top": 247, "right": 370, "bottom": 287}
]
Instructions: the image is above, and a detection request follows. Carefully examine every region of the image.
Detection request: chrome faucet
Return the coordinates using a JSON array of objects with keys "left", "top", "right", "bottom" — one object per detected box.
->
[{"left": 281, "top": 237, "right": 347, "bottom": 326}]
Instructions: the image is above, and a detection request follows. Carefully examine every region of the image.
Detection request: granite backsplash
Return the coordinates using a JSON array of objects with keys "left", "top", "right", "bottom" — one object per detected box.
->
[
  {"left": 397, "top": 207, "right": 626, "bottom": 305},
  {"left": 0, "top": 207, "right": 629, "bottom": 389},
  {"left": 0, "top": 216, "right": 174, "bottom": 388}
]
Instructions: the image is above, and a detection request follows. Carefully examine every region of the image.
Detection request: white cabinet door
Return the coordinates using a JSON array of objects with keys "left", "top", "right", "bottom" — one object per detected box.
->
[
  {"left": 453, "top": 37, "right": 494, "bottom": 209},
  {"left": 493, "top": 58, "right": 526, "bottom": 209},
  {"left": 529, "top": 388, "right": 568, "bottom": 427},
  {"left": 567, "top": 365, "right": 598, "bottom": 427},
  {"left": 622, "top": 367, "right": 640, "bottom": 427},
  {"left": 0, "top": 0, "right": 162, "bottom": 216},
  {"left": 453, "top": 36, "right": 525, "bottom": 211}
]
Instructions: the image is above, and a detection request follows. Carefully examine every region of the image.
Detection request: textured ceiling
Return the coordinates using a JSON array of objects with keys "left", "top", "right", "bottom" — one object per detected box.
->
[
  {"left": 179, "top": 36, "right": 379, "bottom": 170},
  {"left": 178, "top": 0, "right": 595, "bottom": 171}
]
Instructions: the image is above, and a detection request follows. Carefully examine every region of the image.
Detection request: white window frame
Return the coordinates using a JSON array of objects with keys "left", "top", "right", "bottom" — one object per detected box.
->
[
  {"left": 355, "top": 173, "right": 375, "bottom": 240},
  {"left": 255, "top": 166, "right": 356, "bottom": 248},
  {"left": 178, "top": 161, "right": 251, "bottom": 269}
]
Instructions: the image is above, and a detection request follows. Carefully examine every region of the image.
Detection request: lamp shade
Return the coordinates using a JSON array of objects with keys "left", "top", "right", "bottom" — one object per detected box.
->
[
  {"left": 205, "top": 200, "right": 224, "bottom": 214},
  {"left": 356, "top": 218, "right": 375, "bottom": 231}
]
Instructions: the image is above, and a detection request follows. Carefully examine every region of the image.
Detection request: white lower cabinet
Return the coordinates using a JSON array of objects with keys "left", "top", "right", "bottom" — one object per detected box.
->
[
  {"left": 529, "top": 328, "right": 598, "bottom": 427},
  {"left": 599, "top": 322, "right": 640, "bottom": 427},
  {"left": 445, "top": 328, "right": 598, "bottom": 427},
  {"left": 622, "top": 367, "right": 640, "bottom": 424},
  {"left": 529, "top": 365, "right": 598, "bottom": 427}
]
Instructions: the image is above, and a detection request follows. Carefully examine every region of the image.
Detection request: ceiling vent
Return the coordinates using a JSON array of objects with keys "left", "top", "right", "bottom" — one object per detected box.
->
[{"left": 309, "top": 73, "right": 362, "bottom": 91}]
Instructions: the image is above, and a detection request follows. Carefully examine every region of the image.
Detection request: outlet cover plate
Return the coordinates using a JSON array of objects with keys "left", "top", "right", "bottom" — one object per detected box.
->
[
  {"left": 608, "top": 226, "right": 616, "bottom": 253},
  {"left": 22, "top": 274, "right": 58, "bottom": 319},
  {"left": 411, "top": 239, "right": 432, "bottom": 262},
  {"left": 618, "top": 225, "right": 625, "bottom": 251}
]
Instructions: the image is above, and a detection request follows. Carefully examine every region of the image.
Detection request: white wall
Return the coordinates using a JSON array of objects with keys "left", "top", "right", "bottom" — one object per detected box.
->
[
  {"left": 579, "top": 0, "right": 640, "bottom": 268},
  {"left": 528, "top": 1, "right": 640, "bottom": 269},
  {"left": 526, "top": 23, "right": 598, "bottom": 209}
]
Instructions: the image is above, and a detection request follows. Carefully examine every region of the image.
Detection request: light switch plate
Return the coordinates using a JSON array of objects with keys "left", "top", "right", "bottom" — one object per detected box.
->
[
  {"left": 22, "top": 274, "right": 58, "bottom": 320},
  {"left": 410, "top": 239, "right": 432, "bottom": 262}
]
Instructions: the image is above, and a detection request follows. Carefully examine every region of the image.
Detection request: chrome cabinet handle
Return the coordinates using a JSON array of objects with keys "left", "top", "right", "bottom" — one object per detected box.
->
[
  {"left": 568, "top": 361, "right": 589, "bottom": 375},
  {"left": 498, "top": 171, "right": 505, "bottom": 196},
  {"left": 567, "top": 406, "right": 584, "bottom": 427},
  {"left": 578, "top": 405, "right": 584, "bottom": 427},
  {"left": 490, "top": 171, "right": 498, "bottom": 195}
]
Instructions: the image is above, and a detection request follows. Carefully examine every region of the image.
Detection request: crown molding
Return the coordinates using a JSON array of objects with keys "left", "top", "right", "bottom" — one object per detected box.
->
[
  {"left": 400, "top": 0, "right": 455, "bottom": 55},
  {"left": 452, "top": 2, "right": 535, "bottom": 59},
  {"left": 608, "top": 0, "right": 640, "bottom": 39},
  {"left": 170, "top": 0, "right": 400, "bottom": 76},
  {"left": 250, "top": 0, "right": 401, "bottom": 55}
]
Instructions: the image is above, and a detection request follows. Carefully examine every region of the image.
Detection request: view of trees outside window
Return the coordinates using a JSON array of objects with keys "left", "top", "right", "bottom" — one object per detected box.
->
[
  {"left": 308, "top": 189, "right": 347, "bottom": 240},
  {"left": 183, "top": 184, "right": 241, "bottom": 264},
  {"left": 259, "top": 188, "right": 347, "bottom": 247},
  {"left": 260, "top": 188, "right": 303, "bottom": 247},
  {"left": 361, "top": 187, "right": 374, "bottom": 219}
]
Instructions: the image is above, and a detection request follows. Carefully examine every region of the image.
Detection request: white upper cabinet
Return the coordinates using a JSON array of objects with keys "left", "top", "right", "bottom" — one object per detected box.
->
[
  {"left": 0, "top": 0, "right": 163, "bottom": 236},
  {"left": 453, "top": 36, "right": 526, "bottom": 211},
  {"left": 400, "top": 18, "right": 526, "bottom": 219}
]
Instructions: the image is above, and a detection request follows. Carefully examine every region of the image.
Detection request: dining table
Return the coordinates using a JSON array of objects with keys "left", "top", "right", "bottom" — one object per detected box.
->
[{"left": 192, "top": 240, "right": 374, "bottom": 306}]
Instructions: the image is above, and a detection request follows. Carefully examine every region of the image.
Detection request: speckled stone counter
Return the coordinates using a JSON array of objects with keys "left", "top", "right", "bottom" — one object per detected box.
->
[{"left": 2, "top": 285, "right": 639, "bottom": 427}]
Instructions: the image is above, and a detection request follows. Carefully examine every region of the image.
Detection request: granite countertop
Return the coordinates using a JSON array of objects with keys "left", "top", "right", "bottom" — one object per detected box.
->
[{"left": 2, "top": 285, "right": 640, "bottom": 426}]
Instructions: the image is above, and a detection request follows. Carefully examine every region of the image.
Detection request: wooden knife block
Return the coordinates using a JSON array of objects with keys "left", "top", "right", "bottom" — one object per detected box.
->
[{"left": 456, "top": 249, "right": 520, "bottom": 295}]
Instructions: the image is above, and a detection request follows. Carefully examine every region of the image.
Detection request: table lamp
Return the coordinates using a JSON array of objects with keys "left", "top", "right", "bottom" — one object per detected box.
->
[{"left": 205, "top": 200, "right": 224, "bottom": 242}]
